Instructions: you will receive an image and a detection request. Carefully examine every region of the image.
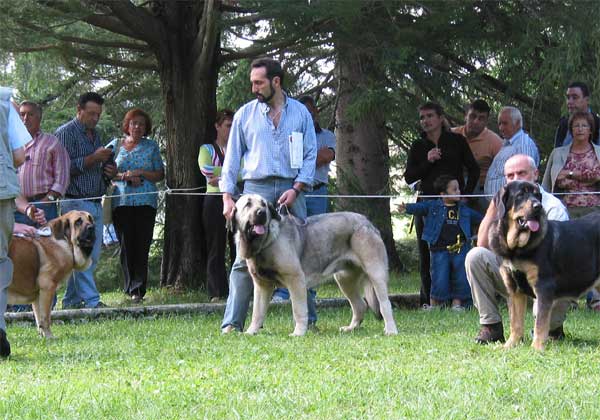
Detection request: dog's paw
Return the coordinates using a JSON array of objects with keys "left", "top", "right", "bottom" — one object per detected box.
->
[
  {"left": 339, "top": 325, "right": 355, "bottom": 333},
  {"left": 384, "top": 327, "right": 398, "bottom": 336},
  {"left": 289, "top": 328, "right": 307, "bottom": 337},
  {"left": 503, "top": 336, "right": 522, "bottom": 349},
  {"left": 531, "top": 339, "right": 546, "bottom": 352}
]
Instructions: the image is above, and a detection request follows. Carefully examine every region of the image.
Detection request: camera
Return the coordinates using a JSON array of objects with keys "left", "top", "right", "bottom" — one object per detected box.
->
[{"left": 102, "top": 145, "right": 115, "bottom": 184}]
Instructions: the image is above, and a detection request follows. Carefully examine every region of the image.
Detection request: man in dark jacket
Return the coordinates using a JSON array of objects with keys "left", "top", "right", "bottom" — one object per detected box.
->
[
  {"left": 554, "top": 81, "right": 600, "bottom": 147},
  {"left": 404, "top": 101, "right": 479, "bottom": 306}
]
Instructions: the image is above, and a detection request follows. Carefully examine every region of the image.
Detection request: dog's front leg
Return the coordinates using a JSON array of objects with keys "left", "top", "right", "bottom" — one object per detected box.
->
[
  {"left": 287, "top": 274, "right": 309, "bottom": 336},
  {"left": 504, "top": 292, "right": 527, "bottom": 349},
  {"left": 532, "top": 292, "right": 553, "bottom": 351},
  {"left": 245, "top": 280, "right": 272, "bottom": 335},
  {"left": 32, "top": 288, "right": 56, "bottom": 339}
]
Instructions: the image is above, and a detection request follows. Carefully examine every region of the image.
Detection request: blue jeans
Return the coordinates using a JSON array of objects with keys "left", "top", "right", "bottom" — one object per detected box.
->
[
  {"left": 221, "top": 178, "right": 313, "bottom": 331},
  {"left": 305, "top": 184, "right": 329, "bottom": 216},
  {"left": 14, "top": 201, "right": 59, "bottom": 225},
  {"left": 429, "top": 245, "right": 472, "bottom": 303},
  {"left": 60, "top": 199, "right": 103, "bottom": 308}
]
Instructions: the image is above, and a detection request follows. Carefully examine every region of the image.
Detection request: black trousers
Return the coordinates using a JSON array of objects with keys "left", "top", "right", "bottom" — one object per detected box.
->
[
  {"left": 202, "top": 195, "right": 235, "bottom": 299},
  {"left": 113, "top": 205, "right": 157, "bottom": 298},
  {"left": 415, "top": 203, "right": 432, "bottom": 306}
]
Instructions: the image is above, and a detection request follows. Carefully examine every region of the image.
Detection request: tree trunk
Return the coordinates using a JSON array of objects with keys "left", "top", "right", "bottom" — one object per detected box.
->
[
  {"left": 157, "top": 12, "right": 220, "bottom": 290},
  {"left": 335, "top": 49, "right": 403, "bottom": 272}
]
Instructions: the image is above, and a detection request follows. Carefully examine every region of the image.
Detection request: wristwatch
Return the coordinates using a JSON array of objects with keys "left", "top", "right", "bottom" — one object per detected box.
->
[
  {"left": 47, "top": 193, "right": 57, "bottom": 201},
  {"left": 568, "top": 171, "right": 574, "bottom": 179}
]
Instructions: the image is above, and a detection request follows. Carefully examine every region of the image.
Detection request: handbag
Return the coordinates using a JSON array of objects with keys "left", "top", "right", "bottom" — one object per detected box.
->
[{"left": 101, "top": 138, "right": 123, "bottom": 225}]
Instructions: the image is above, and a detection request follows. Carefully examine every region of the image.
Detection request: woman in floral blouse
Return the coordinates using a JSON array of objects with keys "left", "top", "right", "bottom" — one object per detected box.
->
[
  {"left": 543, "top": 110, "right": 600, "bottom": 218},
  {"left": 108, "top": 108, "right": 164, "bottom": 303}
]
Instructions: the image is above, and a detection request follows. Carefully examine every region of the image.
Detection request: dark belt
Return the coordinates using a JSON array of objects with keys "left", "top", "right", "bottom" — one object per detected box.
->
[
  {"left": 26, "top": 193, "right": 48, "bottom": 201},
  {"left": 65, "top": 194, "right": 102, "bottom": 203},
  {"left": 312, "top": 182, "right": 327, "bottom": 190}
]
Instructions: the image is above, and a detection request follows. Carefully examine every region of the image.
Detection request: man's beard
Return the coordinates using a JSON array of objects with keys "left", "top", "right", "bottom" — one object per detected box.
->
[{"left": 256, "top": 80, "right": 275, "bottom": 103}]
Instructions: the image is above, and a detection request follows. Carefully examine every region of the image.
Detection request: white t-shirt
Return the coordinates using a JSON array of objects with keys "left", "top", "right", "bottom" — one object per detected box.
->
[{"left": 540, "top": 185, "right": 569, "bottom": 221}]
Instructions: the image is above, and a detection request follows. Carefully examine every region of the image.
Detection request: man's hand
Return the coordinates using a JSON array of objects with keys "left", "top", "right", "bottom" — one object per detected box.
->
[
  {"left": 26, "top": 205, "right": 46, "bottom": 225},
  {"left": 427, "top": 147, "right": 442, "bottom": 163},
  {"left": 104, "top": 162, "right": 118, "bottom": 180},
  {"left": 207, "top": 176, "right": 220, "bottom": 187},
  {"left": 278, "top": 189, "right": 298, "bottom": 208},
  {"left": 93, "top": 147, "right": 114, "bottom": 164},
  {"left": 397, "top": 202, "right": 406, "bottom": 212},
  {"left": 14, "top": 223, "right": 37, "bottom": 237},
  {"left": 223, "top": 193, "right": 236, "bottom": 220}
]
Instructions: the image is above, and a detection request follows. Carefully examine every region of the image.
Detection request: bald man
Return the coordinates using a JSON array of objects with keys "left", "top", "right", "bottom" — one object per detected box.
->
[{"left": 466, "top": 154, "right": 570, "bottom": 344}]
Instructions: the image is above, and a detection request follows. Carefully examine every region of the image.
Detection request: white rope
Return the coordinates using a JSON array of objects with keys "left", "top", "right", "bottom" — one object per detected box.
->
[{"left": 22, "top": 187, "right": 600, "bottom": 207}]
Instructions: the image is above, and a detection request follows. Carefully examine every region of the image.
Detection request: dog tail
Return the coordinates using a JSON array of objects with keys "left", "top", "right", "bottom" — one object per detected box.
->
[{"left": 364, "top": 283, "right": 383, "bottom": 320}]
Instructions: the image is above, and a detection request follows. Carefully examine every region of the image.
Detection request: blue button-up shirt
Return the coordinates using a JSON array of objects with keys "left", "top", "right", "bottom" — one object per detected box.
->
[
  {"left": 484, "top": 129, "right": 540, "bottom": 197},
  {"left": 314, "top": 127, "right": 336, "bottom": 185},
  {"left": 220, "top": 96, "right": 317, "bottom": 194},
  {"left": 55, "top": 118, "right": 107, "bottom": 198}
]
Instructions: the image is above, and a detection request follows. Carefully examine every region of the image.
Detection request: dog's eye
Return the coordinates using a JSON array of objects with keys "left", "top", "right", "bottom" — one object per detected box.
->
[{"left": 75, "top": 219, "right": 82, "bottom": 226}]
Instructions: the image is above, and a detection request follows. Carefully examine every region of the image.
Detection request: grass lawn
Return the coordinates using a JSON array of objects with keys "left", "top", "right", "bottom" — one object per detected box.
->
[{"left": 3, "top": 270, "right": 600, "bottom": 419}]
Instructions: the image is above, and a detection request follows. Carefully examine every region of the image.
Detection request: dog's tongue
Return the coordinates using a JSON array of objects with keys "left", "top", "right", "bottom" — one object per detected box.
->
[
  {"left": 527, "top": 220, "right": 540, "bottom": 232},
  {"left": 253, "top": 225, "right": 266, "bottom": 235}
]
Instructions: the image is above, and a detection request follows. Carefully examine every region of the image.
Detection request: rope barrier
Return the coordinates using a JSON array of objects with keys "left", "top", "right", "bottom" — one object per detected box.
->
[{"left": 22, "top": 184, "right": 600, "bottom": 207}]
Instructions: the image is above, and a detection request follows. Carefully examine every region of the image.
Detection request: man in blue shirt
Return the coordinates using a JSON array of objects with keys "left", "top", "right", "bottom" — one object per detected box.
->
[
  {"left": 55, "top": 92, "right": 116, "bottom": 309},
  {"left": 0, "top": 87, "right": 30, "bottom": 357},
  {"left": 220, "top": 57, "right": 317, "bottom": 333}
]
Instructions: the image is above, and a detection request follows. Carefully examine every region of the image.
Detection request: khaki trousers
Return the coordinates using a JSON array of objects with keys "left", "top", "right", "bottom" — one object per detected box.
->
[{"left": 465, "top": 246, "right": 568, "bottom": 329}]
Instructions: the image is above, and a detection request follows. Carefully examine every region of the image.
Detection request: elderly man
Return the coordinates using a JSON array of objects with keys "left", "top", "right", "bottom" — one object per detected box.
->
[
  {"left": 466, "top": 154, "right": 570, "bottom": 344},
  {"left": 55, "top": 92, "right": 116, "bottom": 309},
  {"left": 554, "top": 81, "right": 600, "bottom": 147},
  {"left": 484, "top": 106, "right": 540, "bottom": 198},
  {"left": 0, "top": 87, "right": 30, "bottom": 357},
  {"left": 16, "top": 101, "right": 70, "bottom": 224},
  {"left": 219, "top": 57, "right": 317, "bottom": 333}
]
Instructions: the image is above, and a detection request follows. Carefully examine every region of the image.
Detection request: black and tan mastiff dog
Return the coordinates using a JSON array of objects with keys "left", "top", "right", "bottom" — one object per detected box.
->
[
  {"left": 229, "top": 194, "right": 398, "bottom": 336},
  {"left": 490, "top": 180, "right": 600, "bottom": 350},
  {"left": 8, "top": 210, "right": 95, "bottom": 338}
]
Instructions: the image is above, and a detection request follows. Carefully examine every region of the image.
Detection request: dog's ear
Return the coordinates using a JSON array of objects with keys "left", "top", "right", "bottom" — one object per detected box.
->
[
  {"left": 226, "top": 207, "right": 238, "bottom": 233},
  {"left": 268, "top": 202, "right": 281, "bottom": 221},
  {"left": 51, "top": 216, "right": 71, "bottom": 241},
  {"left": 51, "top": 218, "right": 66, "bottom": 240},
  {"left": 492, "top": 185, "right": 508, "bottom": 221}
]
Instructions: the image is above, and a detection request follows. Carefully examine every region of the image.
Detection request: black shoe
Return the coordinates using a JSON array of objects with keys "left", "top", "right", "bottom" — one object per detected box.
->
[
  {"left": 548, "top": 325, "right": 565, "bottom": 341},
  {"left": 475, "top": 322, "right": 505, "bottom": 344},
  {"left": 91, "top": 301, "right": 108, "bottom": 309},
  {"left": 0, "top": 329, "right": 11, "bottom": 358}
]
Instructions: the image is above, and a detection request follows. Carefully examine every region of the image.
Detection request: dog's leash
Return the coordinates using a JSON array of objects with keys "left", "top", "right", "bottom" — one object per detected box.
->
[
  {"left": 276, "top": 204, "right": 307, "bottom": 226},
  {"left": 13, "top": 226, "right": 52, "bottom": 239}
]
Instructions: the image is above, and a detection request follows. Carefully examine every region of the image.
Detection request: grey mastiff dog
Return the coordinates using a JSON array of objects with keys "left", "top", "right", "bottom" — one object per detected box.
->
[{"left": 229, "top": 194, "right": 398, "bottom": 336}]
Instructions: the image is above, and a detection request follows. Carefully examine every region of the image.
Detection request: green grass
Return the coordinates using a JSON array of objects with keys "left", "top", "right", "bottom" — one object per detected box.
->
[{"left": 4, "top": 293, "right": 600, "bottom": 419}]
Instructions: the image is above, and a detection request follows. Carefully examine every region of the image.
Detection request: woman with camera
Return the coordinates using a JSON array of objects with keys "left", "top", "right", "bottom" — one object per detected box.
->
[{"left": 107, "top": 108, "right": 164, "bottom": 303}]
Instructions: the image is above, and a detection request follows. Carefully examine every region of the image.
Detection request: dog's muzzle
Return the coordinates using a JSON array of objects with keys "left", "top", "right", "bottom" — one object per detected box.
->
[
  {"left": 245, "top": 208, "right": 268, "bottom": 238},
  {"left": 517, "top": 200, "right": 543, "bottom": 232},
  {"left": 78, "top": 224, "right": 96, "bottom": 249}
]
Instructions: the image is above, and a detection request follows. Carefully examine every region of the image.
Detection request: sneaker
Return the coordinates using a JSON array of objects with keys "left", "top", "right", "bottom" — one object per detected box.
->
[
  {"left": 221, "top": 325, "right": 237, "bottom": 334},
  {"left": 271, "top": 295, "right": 287, "bottom": 303},
  {"left": 475, "top": 322, "right": 505, "bottom": 344},
  {"left": 588, "top": 302, "right": 600, "bottom": 312},
  {"left": 90, "top": 301, "right": 108, "bottom": 309},
  {"left": 421, "top": 303, "right": 443, "bottom": 311},
  {"left": 451, "top": 304, "right": 466, "bottom": 312},
  {"left": 131, "top": 295, "right": 143, "bottom": 304},
  {"left": 0, "top": 329, "right": 10, "bottom": 358}
]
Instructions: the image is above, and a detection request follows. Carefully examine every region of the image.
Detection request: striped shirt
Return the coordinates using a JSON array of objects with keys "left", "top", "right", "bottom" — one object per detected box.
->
[
  {"left": 198, "top": 143, "right": 224, "bottom": 193},
  {"left": 484, "top": 129, "right": 540, "bottom": 197},
  {"left": 219, "top": 96, "right": 317, "bottom": 194},
  {"left": 18, "top": 131, "right": 70, "bottom": 198},
  {"left": 55, "top": 118, "right": 107, "bottom": 199}
]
